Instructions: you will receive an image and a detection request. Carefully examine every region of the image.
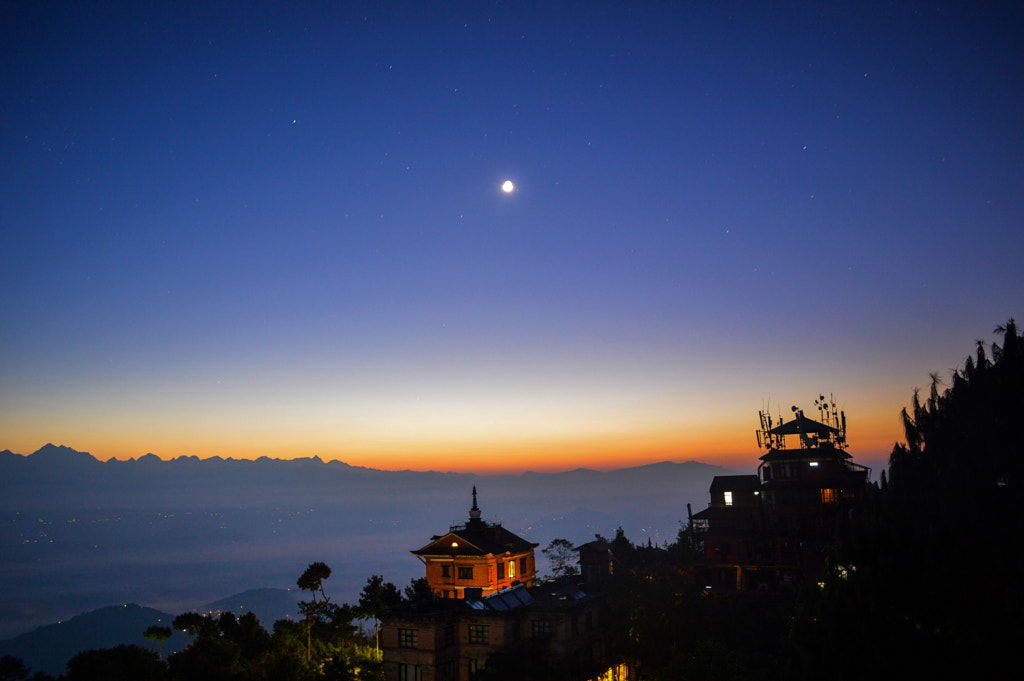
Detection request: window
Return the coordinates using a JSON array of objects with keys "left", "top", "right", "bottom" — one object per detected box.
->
[
  {"left": 469, "top": 659, "right": 483, "bottom": 674},
  {"left": 820, "top": 488, "right": 838, "bottom": 504},
  {"left": 531, "top": 620, "right": 551, "bottom": 637},
  {"left": 398, "top": 664, "right": 421, "bottom": 681},
  {"left": 571, "top": 615, "right": 579, "bottom": 636},
  {"left": 398, "top": 628, "right": 417, "bottom": 649},
  {"left": 468, "top": 624, "right": 489, "bottom": 644},
  {"left": 441, "top": 564, "right": 451, "bottom": 578},
  {"left": 519, "top": 557, "right": 527, "bottom": 575},
  {"left": 496, "top": 561, "right": 504, "bottom": 580},
  {"left": 724, "top": 491, "right": 733, "bottom": 506},
  {"left": 458, "top": 566, "right": 473, "bottom": 580},
  {"left": 507, "top": 620, "right": 521, "bottom": 643},
  {"left": 444, "top": 625, "right": 455, "bottom": 646},
  {"left": 585, "top": 611, "right": 593, "bottom": 631},
  {"left": 508, "top": 560, "right": 516, "bottom": 579}
]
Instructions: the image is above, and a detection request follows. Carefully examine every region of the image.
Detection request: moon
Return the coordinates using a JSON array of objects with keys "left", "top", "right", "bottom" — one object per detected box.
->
[{"left": 501, "top": 180, "right": 514, "bottom": 193}]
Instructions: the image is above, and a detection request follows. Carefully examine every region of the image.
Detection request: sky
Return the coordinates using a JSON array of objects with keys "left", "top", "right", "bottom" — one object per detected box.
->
[{"left": 2, "top": 1, "right": 1021, "bottom": 475}]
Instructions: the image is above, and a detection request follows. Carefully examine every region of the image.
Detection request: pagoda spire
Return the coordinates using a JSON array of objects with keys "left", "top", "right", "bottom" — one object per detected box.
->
[{"left": 469, "top": 486, "right": 481, "bottom": 522}]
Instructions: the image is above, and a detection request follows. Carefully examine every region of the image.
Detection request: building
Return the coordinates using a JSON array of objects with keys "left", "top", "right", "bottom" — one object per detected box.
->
[
  {"left": 691, "top": 475, "right": 768, "bottom": 590},
  {"left": 382, "top": 491, "right": 621, "bottom": 681},
  {"left": 381, "top": 581, "right": 610, "bottom": 681},
  {"left": 692, "top": 397, "right": 870, "bottom": 591},
  {"left": 411, "top": 487, "right": 538, "bottom": 600},
  {"left": 576, "top": 540, "right": 612, "bottom": 588}
]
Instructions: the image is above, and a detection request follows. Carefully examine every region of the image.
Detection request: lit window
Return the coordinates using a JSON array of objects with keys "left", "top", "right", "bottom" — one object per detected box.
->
[
  {"left": 724, "top": 491, "right": 733, "bottom": 506},
  {"left": 508, "top": 560, "right": 516, "bottom": 579},
  {"left": 458, "top": 566, "right": 473, "bottom": 580},
  {"left": 398, "top": 628, "right": 418, "bottom": 649},
  {"left": 820, "top": 488, "right": 838, "bottom": 504},
  {"left": 468, "top": 625, "right": 489, "bottom": 644}
]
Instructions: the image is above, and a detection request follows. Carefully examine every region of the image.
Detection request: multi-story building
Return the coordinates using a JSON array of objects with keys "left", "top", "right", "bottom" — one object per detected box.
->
[
  {"left": 691, "top": 474, "right": 767, "bottom": 590},
  {"left": 692, "top": 397, "right": 870, "bottom": 591},
  {"left": 382, "top": 490, "right": 619, "bottom": 681},
  {"left": 411, "top": 487, "right": 537, "bottom": 600},
  {"left": 381, "top": 581, "right": 609, "bottom": 681}
]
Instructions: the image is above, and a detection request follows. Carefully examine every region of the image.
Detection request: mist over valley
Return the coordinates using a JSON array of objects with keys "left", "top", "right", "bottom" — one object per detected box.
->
[{"left": 0, "top": 445, "right": 727, "bottom": 641}]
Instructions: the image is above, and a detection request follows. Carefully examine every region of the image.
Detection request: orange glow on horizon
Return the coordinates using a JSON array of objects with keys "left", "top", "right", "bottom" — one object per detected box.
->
[
  {"left": 2, "top": 383, "right": 905, "bottom": 477},
  {"left": 7, "top": 411, "right": 900, "bottom": 476}
]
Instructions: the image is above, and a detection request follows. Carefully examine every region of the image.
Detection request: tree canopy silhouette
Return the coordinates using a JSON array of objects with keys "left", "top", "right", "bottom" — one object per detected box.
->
[
  {"left": 297, "top": 561, "right": 333, "bottom": 662},
  {"left": 142, "top": 625, "right": 172, "bottom": 662},
  {"left": 791, "top": 319, "right": 1024, "bottom": 680},
  {"left": 541, "top": 538, "right": 579, "bottom": 578}
]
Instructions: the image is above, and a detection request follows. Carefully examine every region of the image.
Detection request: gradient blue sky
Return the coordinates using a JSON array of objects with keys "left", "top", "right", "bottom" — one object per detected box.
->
[{"left": 2, "top": 1, "right": 1021, "bottom": 473}]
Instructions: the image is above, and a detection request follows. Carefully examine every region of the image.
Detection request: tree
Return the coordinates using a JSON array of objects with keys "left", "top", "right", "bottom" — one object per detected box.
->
[
  {"left": 269, "top": 619, "right": 318, "bottom": 679},
  {"left": 541, "top": 538, "right": 578, "bottom": 579},
  {"left": 320, "top": 646, "right": 384, "bottom": 681},
  {"left": 171, "top": 612, "right": 205, "bottom": 647},
  {"left": 297, "top": 561, "right": 333, "bottom": 662},
  {"left": 789, "top": 320, "right": 1024, "bottom": 679},
  {"left": 403, "top": 577, "right": 432, "bottom": 605},
  {"left": 356, "top": 575, "right": 402, "bottom": 650},
  {"left": 64, "top": 645, "right": 166, "bottom": 681},
  {"left": 142, "top": 625, "right": 172, "bottom": 661},
  {"left": 0, "top": 656, "right": 30, "bottom": 681}
]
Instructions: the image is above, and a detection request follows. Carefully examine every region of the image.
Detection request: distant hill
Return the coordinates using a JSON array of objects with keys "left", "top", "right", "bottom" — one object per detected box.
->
[
  {"left": 0, "top": 588, "right": 302, "bottom": 677},
  {"left": 198, "top": 587, "right": 302, "bottom": 626},
  {"left": 0, "top": 604, "right": 184, "bottom": 676}
]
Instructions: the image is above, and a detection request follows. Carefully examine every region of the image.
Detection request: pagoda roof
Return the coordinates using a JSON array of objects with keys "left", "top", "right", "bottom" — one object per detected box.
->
[
  {"left": 767, "top": 412, "right": 838, "bottom": 437},
  {"left": 412, "top": 519, "right": 538, "bottom": 558},
  {"left": 759, "top": 444, "right": 851, "bottom": 462}
]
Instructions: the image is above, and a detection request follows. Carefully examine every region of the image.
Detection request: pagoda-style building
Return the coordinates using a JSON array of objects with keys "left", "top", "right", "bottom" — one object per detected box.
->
[
  {"left": 383, "top": 499, "right": 614, "bottom": 681},
  {"left": 411, "top": 487, "right": 538, "bottom": 600},
  {"left": 692, "top": 395, "right": 871, "bottom": 591}
]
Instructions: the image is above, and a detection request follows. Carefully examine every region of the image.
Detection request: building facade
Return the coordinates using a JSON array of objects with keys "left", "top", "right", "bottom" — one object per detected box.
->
[
  {"left": 381, "top": 582, "right": 609, "bottom": 681},
  {"left": 692, "top": 398, "right": 870, "bottom": 591},
  {"left": 411, "top": 487, "right": 537, "bottom": 600}
]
